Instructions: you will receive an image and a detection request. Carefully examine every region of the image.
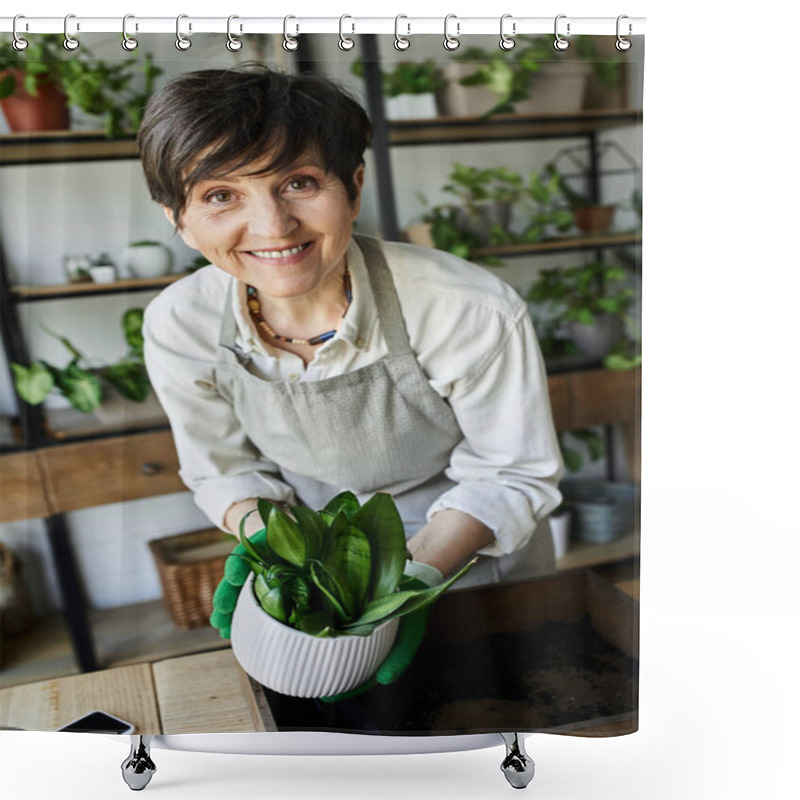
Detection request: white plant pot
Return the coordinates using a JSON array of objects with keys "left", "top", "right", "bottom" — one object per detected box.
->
[
  {"left": 384, "top": 93, "right": 439, "bottom": 120},
  {"left": 124, "top": 245, "right": 173, "bottom": 279},
  {"left": 231, "top": 574, "right": 400, "bottom": 698},
  {"left": 438, "top": 62, "right": 590, "bottom": 117},
  {"left": 568, "top": 314, "right": 624, "bottom": 360},
  {"left": 549, "top": 511, "right": 572, "bottom": 560}
]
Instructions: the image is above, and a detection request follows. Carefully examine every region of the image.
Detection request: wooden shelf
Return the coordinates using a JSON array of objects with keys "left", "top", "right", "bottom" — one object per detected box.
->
[
  {"left": 0, "top": 110, "right": 642, "bottom": 166},
  {"left": 557, "top": 529, "right": 639, "bottom": 571},
  {"left": 11, "top": 272, "right": 188, "bottom": 301},
  {"left": 0, "top": 130, "right": 138, "bottom": 166},
  {"left": 472, "top": 231, "right": 641, "bottom": 259},
  {"left": 0, "top": 598, "right": 228, "bottom": 690},
  {"left": 388, "top": 109, "right": 643, "bottom": 146}
]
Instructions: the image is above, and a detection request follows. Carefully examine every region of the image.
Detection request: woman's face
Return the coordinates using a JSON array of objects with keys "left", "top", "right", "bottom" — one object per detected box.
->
[{"left": 168, "top": 151, "right": 364, "bottom": 301}]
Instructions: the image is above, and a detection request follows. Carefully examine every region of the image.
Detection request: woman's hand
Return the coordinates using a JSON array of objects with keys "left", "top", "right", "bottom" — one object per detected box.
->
[
  {"left": 406, "top": 508, "right": 494, "bottom": 578},
  {"left": 224, "top": 498, "right": 263, "bottom": 540}
]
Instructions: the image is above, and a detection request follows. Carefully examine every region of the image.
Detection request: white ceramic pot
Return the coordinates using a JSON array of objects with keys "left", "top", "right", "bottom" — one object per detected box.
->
[
  {"left": 124, "top": 245, "right": 173, "bottom": 279},
  {"left": 231, "top": 575, "right": 400, "bottom": 698},
  {"left": 549, "top": 511, "right": 572, "bottom": 560},
  {"left": 568, "top": 314, "right": 624, "bottom": 359},
  {"left": 385, "top": 93, "right": 439, "bottom": 120}
]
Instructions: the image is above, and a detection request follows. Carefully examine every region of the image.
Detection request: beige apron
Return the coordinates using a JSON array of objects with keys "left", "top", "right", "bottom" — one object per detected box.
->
[{"left": 213, "top": 235, "right": 553, "bottom": 586}]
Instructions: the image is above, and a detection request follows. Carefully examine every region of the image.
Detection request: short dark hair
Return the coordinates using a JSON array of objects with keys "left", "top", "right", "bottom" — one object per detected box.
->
[{"left": 137, "top": 65, "right": 372, "bottom": 226}]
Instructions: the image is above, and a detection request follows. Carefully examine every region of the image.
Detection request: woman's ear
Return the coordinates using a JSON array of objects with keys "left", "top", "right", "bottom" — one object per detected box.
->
[
  {"left": 162, "top": 206, "right": 198, "bottom": 250},
  {"left": 350, "top": 165, "right": 366, "bottom": 219}
]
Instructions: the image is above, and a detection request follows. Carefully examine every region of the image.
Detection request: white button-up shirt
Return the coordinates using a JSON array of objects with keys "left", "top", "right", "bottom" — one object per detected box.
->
[{"left": 143, "top": 238, "right": 563, "bottom": 557}]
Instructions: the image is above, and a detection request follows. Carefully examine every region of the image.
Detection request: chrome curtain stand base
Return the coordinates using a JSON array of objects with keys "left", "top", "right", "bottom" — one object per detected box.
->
[
  {"left": 121, "top": 735, "right": 156, "bottom": 791},
  {"left": 500, "top": 733, "right": 535, "bottom": 789},
  {"left": 119, "top": 732, "right": 534, "bottom": 790}
]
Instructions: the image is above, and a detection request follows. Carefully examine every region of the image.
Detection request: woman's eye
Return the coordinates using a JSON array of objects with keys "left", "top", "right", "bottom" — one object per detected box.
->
[
  {"left": 287, "top": 177, "right": 317, "bottom": 192},
  {"left": 206, "top": 190, "right": 233, "bottom": 204}
]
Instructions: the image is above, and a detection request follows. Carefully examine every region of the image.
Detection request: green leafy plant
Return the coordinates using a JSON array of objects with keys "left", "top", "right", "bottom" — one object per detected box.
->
[
  {"left": 527, "top": 261, "right": 633, "bottom": 326},
  {"left": 419, "top": 163, "right": 573, "bottom": 264},
  {"left": 559, "top": 428, "right": 605, "bottom": 473},
  {"left": 128, "top": 239, "right": 162, "bottom": 248},
  {"left": 454, "top": 35, "right": 551, "bottom": 116},
  {"left": 231, "top": 491, "right": 474, "bottom": 638},
  {"left": 0, "top": 34, "right": 162, "bottom": 137},
  {"left": 351, "top": 60, "right": 446, "bottom": 97},
  {"left": 11, "top": 308, "right": 150, "bottom": 413}
]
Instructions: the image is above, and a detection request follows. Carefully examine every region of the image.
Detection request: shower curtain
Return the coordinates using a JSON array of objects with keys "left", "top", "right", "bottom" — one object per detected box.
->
[{"left": 0, "top": 23, "right": 643, "bottom": 741}]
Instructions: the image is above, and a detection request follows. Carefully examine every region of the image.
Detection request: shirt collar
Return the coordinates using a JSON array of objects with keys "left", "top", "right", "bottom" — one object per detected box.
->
[{"left": 230, "top": 236, "right": 377, "bottom": 356}]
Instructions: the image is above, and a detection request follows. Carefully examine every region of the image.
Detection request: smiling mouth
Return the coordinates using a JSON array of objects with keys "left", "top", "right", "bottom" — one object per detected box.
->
[{"left": 249, "top": 242, "right": 311, "bottom": 259}]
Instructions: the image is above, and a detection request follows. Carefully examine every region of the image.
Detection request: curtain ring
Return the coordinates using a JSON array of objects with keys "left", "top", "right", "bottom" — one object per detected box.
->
[
  {"left": 443, "top": 14, "right": 460, "bottom": 51},
  {"left": 394, "top": 15, "right": 411, "bottom": 51},
  {"left": 616, "top": 15, "right": 632, "bottom": 51},
  {"left": 12, "top": 15, "right": 28, "bottom": 51},
  {"left": 282, "top": 16, "right": 299, "bottom": 51},
  {"left": 499, "top": 14, "right": 515, "bottom": 51},
  {"left": 553, "top": 14, "right": 570, "bottom": 51},
  {"left": 339, "top": 15, "right": 355, "bottom": 51},
  {"left": 175, "top": 14, "right": 192, "bottom": 51},
  {"left": 227, "top": 15, "right": 243, "bottom": 51},
  {"left": 63, "top": 13, "right": 80, "bottom": 51},
  {"left": 121, "top": 15, "right": 138, "bottom": 51}
]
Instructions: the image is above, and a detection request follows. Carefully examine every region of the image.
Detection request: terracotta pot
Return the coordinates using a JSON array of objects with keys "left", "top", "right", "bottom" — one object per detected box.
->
[
  {"left": 0, "top": 70, "right": 70, "bottom": 133},
  {"left": 573, "top": 205, "right": 616, "bottom": 234}
]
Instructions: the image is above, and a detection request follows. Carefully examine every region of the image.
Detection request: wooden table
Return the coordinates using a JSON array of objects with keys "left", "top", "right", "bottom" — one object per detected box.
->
[{"left": 1, "top": 575, "right": 639, "bottom": 735}]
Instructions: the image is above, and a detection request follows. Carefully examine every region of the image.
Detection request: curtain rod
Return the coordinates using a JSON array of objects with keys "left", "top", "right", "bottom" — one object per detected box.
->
[{"left": 0, "top": 16, "right": 646, "bottom": 37}]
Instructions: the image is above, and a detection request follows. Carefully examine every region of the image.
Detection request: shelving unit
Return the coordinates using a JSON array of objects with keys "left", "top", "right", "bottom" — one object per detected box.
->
[{"left": 1, "top": 46, "right": 641, "bottom": 688}]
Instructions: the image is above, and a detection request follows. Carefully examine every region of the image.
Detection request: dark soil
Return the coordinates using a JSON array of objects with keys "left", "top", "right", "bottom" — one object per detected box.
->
[{"left": 257, "top": 615, "right": 637, "bottom": 736}]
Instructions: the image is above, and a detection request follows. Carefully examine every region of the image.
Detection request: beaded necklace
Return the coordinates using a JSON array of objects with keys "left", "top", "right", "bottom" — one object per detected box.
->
[{"left": 246, "top": 267, "right": 352, "bottom": 347}]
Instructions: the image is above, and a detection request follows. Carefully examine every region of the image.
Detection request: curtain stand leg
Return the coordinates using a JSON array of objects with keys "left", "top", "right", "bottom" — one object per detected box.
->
[{"left": 500, "top": 733, "right": 535, "bottom": 789}]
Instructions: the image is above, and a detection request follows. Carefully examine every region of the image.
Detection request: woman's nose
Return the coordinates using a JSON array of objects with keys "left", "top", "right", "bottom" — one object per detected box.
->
[{"left": 247, "top": 195, "right": 298, "bottom": 238}]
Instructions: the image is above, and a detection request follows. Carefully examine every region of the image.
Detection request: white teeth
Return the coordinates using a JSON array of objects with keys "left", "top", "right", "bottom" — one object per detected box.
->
[{"left": 251, "top": 244, "right": 308, "bottom": 259}]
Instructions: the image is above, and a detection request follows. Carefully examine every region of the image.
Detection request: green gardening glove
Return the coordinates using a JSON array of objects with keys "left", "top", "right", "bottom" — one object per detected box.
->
[
  {"left": 320, "top": 561, "right": 443, "bottom": 703},
  {"left": 210, "top": 528, "right": 267, "bottom": 639}
]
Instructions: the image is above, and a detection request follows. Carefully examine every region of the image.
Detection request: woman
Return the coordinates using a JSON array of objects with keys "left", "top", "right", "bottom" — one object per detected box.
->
[{"left": 139, "top": 66, "right": 562, "bottom": 597}]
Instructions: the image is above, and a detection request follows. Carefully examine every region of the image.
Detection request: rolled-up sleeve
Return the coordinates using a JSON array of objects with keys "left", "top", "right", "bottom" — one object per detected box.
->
[
  {"left": 425, "top": 306, "right": 563, "bottom": 557},
  {"left": 143, "top": 292, "right": 296, "bottom": 531}
]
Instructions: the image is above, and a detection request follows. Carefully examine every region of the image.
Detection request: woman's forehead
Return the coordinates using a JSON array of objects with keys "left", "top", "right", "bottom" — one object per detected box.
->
[{"left": 187, "top": 146, "right": 325, "bottom": 186}]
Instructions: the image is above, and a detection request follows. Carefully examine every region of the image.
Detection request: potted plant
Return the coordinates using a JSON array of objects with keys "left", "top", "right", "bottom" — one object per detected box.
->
[
  {"left": 221, "top": 491, "right": 474, "bottom": 697},
  {"left": 412, "top": 163, "right": 573, "bottom": 264},
  {"left": 543, "top": 162, "right": 617, "bottom": 235},
  {"left": 10, "top": 308, "right": 151, "bottom": 414},
  {"left": 527, "top": 261, "right": 634, "bottom": 360},
  {"left": 124, "top": 240, "right": 173, "bottom": 279},
  {"left": 352, "top": 59, "right": 445, "bottom": 120},
  {"left": 440, "top": 36, "right": 590, "bottom": 118},
  {"left": 0, "top": 34, "right": 161, "bottom": 137}
]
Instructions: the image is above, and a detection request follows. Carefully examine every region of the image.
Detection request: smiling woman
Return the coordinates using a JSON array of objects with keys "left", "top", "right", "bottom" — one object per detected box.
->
[{"left": 137, "top": 64, "right": 563, "bottom": 702}]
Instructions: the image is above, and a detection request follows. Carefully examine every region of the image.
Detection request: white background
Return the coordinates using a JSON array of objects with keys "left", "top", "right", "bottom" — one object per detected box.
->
[{"left": 2, "top": 1, "right": 799, "bottom": 799}]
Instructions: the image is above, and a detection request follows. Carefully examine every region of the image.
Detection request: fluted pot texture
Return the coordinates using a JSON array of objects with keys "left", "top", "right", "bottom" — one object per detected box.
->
[{"left": 231, "top": 574, "right": 400, "bottom": 698}]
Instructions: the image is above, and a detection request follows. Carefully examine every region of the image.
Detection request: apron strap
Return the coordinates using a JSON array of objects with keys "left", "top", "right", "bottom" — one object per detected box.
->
[
  {"left": 218, "top": 278, "right": 239, "bottom": 353},
  {"left": 353, "top": 234, "right": 413, "bottom": 357}
]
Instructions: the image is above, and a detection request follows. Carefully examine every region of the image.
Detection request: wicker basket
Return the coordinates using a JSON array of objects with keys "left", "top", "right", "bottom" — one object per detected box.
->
[{"left": 148, "top": 529, "right": 235, "bottom": 630}]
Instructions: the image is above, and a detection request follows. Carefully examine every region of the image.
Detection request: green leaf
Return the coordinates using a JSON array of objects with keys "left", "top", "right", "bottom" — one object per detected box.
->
[
  {"left": 292, "top": 609, "right": 335, "bottom": 636},
  {"left": 0, "top": 73, "right": 16, "bottom": 99},
  {"left": 266, "top": 506, "right": 306, "bottom": 567},
  {"left": 331, "top": 526, "right": 372, "bottom": 615},
  {"left": 10, "top": 362, "right": 54, "bottom": 405},
  {"left": 99, "top": 360, "right": 149, "bottom": 402},
  {"left": 122, "top": 308, "right": 145, "bottom": 357},
  {"left": 254, "top": 573, "right": 287, "bottom": 623},
  {"left": 308, "top": 562, "right": 350, "bottom": 622},
  {"left": 290, "top": 505, "right": 326, "bottom": 561},
  {"left": 57, "top": 363, "right": 102, "bottom": 413},
  {"left": 322, "top": 491, "right": 361, "bottom": 519},
  {"left": 350, "top": 493, "right": 407, "bottom": 600},
  {"left": 344, "top": 559, "right": 476, "bottom": 630}
]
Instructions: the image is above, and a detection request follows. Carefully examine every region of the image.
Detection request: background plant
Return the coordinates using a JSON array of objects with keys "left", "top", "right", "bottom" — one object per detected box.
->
[
  {"left": 0, "top": 34, "right": 162, "bottom": 137},
  {"left": 454, "top": 35, "right": 551, "bottom": 116},
  {"left": 351, "top": 60, "right": 446, "bottom": 97},
  {"left": 11, "top": 308, "right": 150, "bottom": 413},
  {"left": 227, "top": 491, "right": 473, "bottom": 638}
]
